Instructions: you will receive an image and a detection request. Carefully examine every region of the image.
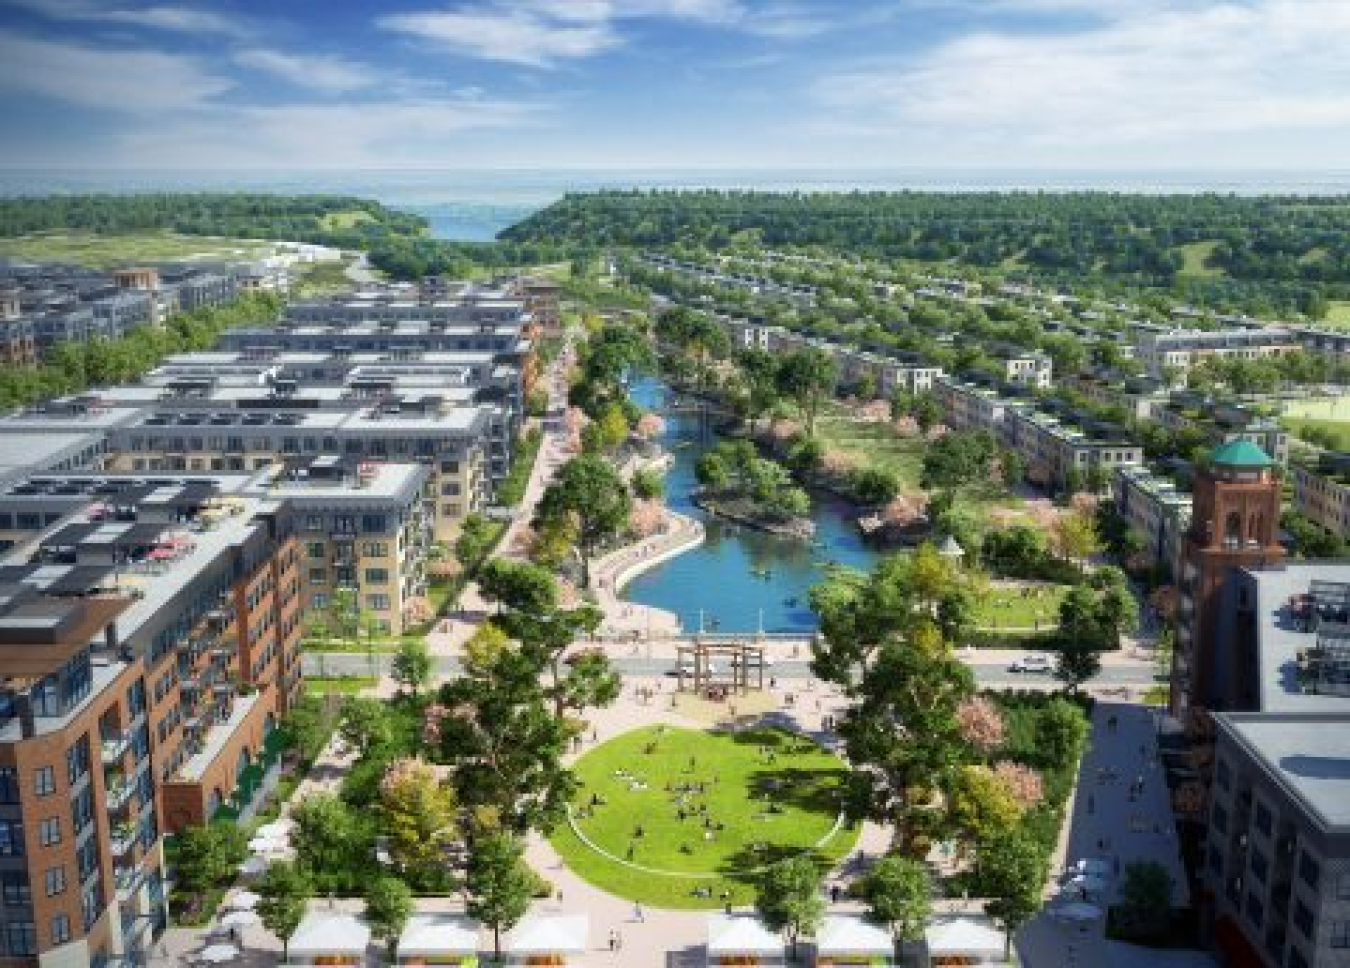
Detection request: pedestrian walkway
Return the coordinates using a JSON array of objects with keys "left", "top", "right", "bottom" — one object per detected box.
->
[
  {"left": 588, "top": 507, "right": 703, "bottom": 638},
  {"left": 1015, "top": 700, "right": 1202, "bottom": 968}
]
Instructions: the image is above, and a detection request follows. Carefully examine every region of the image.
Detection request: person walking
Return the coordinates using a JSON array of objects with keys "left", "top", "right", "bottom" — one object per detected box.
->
[{"left": 634, "top": 902, "right": 644, "bottom": 923}]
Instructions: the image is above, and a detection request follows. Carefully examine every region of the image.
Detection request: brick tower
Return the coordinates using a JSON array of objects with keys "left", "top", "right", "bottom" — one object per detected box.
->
[{"left": 1173, "top": 440, "right": 1284, "bottom": 715}]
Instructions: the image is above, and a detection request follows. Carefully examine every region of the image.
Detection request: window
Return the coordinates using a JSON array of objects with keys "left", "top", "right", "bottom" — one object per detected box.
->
[
  {"left": 1255, "top": 803, "right": 1272, "bottom": 836},
  {"left": 361, "top": 515, "right": 387, "bottom": 533},
  {"left": 44, "top": 867, "right": 66, "bottom": 897},
  {"left": 1332, "top": 921, "right": 1350, "bottom": 949},
  {"left": 1299, "top": 851, "right": 1320, "bottom": 890},
  {"left": 364, "top": 568, "right": 389, "bottom": 584},
  {"left": 1, "top": 872, "right": 29, "bottom": 906},
  {"left": 1250, "top": 850, "right": 1268, "bottom": 883},
  {"left": 5, "top": 922, "right": 35, "bottom": 956},
  {"left": 362, "top": 542, "right": 388, "bottom": 557},
  {"left": 0, "top": 767, "right": 17, "bottom": 804},
  {"left": 366, "top": 594, "right": 390, "bottom": 612},
  {"left": 50, "top": 914, "right": 70, "bottom": 946},
  {"left": 0, "top": 820, "right": 24, "bottom": 856},
  {"left": 307, "top": 542, "right": 325, "bottom": 559},
  {"left": 34, "top": 766, "right": 54, "bottom": 797},
  {"left": 38, "top": 817, "right": 61, "bottom": 847},
  {"left": 1293, "top": 900, "right": 1314, "bottom": 938},
  {"left": 308, "top": 568, "right": 327, "bottom": 584}
]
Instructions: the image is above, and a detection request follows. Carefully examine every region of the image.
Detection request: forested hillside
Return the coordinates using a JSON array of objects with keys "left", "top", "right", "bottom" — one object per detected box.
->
[{"left": 502, "top": 190, "right": 1350, "bottom": 315}]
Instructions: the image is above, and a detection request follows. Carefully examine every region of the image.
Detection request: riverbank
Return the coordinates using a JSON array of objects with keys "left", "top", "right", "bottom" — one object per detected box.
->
[
  {"left": 589, "top": 508, "right": 704, "bottom": 637},
  {"left": 690, "top": 492, "right": 816, "bottom": 540}
]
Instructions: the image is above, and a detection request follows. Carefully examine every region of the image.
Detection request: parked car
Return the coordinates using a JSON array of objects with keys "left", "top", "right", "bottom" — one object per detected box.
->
[
  {"left": 1008, "top": 654, "right": 1052, "bottom": 674},
  {"left": 671, "top": 658, "right": 720, "bottom": 676}
]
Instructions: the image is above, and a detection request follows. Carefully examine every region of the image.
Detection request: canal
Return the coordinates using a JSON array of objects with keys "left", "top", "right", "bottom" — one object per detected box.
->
[{"left": 622, "top": 378, "right": 881, "bottom": 632}]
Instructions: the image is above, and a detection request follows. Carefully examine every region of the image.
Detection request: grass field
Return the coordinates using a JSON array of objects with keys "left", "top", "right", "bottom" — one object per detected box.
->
[
  {"left": 1325, "top": 301, "right": 1350, "bottom": 325},
  {"left": 972, "top": 583, "right": 1067, "bottom": 630},
  {"left": 816, "top": 407, "right": 926, "bottom": 489},
  {"left": 1284, "top": 417, "right": 1350, "bottom": 450},
  {"left": 304, "top": 676, "right": 377, "bottom": 696},
  {"left": 0, "top": 230, "right": 275, "bottom": 267},
  {"left": 319, "top": 210, "right": 373, "bottom": 230},
  {"left": 550, "top": 724, "right": 860, "bottom": 908},
  {"left": 1177, "top": 240, "right": 1223, "bottom": 278},
  {"left": 1282, "top": 396, "right": 1350, "bottom": 449},
  {"left": 293, "top": 259, "right": 354, "bottom": 296}
]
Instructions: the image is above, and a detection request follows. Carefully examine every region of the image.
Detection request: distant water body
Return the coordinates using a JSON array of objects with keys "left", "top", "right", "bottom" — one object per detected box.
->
[{"left": 2, "top": 168, "right": 1349, "bottom": 242}]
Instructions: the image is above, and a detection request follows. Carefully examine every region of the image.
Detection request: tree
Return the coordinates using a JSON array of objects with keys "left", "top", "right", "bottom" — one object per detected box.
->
[
  {"left": 293, "top": 793, "right": 368, "bottom": 874},
  {"left": 850, "top": 466, "right": 901, "bottom": 505},
  {"left": 173, "top": 822, "right": 247, "bottom": 898},
  {"left": 338, "top": 696, "right": 393, "bottom": 753},
  {"left": 1117, "top": 861, "right": 1173, "bottom": 940},
  {"left": 913, "top": 395, "right": 942, "bottom": 434},
  {"left": 1033, "top": 697, "right": 1089, "bottom": 769},
  {"left": 257, "top": 861, "right": 311, "bottom": 962},
  {"left": 365, "top": 876, "right": 414, "bottom": 959},
  {"left": 1054, "top": 632, "right": 1103, "bottom": 695},
  {"left": 465, "top": 832, "right": 534, "bottom": 963},
  {"left": 775, "top": 348, "right": 837, "bottom": 435},
  {"left": 756, "top": 856, "right": 826, "bottom": 956},
  {"left": 860, "top": 854, "right": 932, "bottom": 959},
  {"left": 454, "top": 513, "right": 497, "bottom": 576},
  {"left": 786, "top": 436, "right": 824, "bottom": 477},
  {"left": 1053, "top": 509, "right": 1101, "bottom": 569},
  {"left": 950, "top": 766, "right": 1025, "bottom": 845},
  {"left": 740, "top": 348, "right": 780, "bottom": 432},
  {"left": 695, "top": 451, "right": 731, "bottom": 491},
  {"left": 379, "top": 758, "right": 459, "bottom": 890},
  {"left": 1000, "top": 449, "right": 1026, "bottom": 491},
  {"left": 979, "top": 830, "right": 1045, "bottom": 958},
  {"left": 631, "top": 466, "right": 665, "bottom": 500},
  {"left": 535, "top": 455, "right": 631, "bottom": 588},
  {"left": 279, "top": 696, "right": 336, "bottom": 767},
  {"left": 921, "top": 430, "right": 997, "bottom": 491},
  {"left": 391, "top": 637, "right": 433, "bottom": 696}
]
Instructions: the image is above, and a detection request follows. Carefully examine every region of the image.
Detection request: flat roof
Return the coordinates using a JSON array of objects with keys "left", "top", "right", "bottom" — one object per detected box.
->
[
  {"left": 0, "top": 431, "right": 104, "bottom": 474},
  {"left": 1248, "top": 564, "right": 1350, "bottom": 714},
  {"left": 1219, "top": 711, "right": 1350, "bottom": 831}
]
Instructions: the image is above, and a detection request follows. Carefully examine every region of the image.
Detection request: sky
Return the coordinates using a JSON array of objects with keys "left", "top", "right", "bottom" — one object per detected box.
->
[{"left": 0, "top": 0, "right": 1348, "bottom": 170}]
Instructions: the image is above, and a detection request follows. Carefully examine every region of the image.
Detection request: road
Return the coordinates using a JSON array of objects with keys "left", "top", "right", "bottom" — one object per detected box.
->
[{"left": 304, "top": 651, "right": 1155, "bottom": 690}]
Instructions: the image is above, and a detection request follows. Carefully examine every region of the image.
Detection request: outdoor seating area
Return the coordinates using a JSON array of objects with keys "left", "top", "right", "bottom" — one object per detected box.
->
[
  {"left": 706, "top": 913, "right": 786, "bottom": 967},
  {"left": 282, "top": 911, "right": 371, "bottom": 966},
  {"left": 503, "top": 914, "right": 589, "bottom": 966},
  {"left": 814, "top": 914, "right": 896, "bottom": 966},
  {"left": 923, "top": 916, "right": 1009, "bottom": 967},
  {"left": 397, "top": 913, "right": 482, "bottom": 966}
]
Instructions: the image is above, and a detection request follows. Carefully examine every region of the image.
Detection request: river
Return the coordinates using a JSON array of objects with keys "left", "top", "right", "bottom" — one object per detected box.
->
[{"left": 621, "top": 378, "right": 881, "bottom": 633}]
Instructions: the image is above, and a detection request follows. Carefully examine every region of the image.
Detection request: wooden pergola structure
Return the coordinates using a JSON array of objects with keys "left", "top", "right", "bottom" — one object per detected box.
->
[{"left": 676, "top": 639, "right": 766, "bottom": 697}]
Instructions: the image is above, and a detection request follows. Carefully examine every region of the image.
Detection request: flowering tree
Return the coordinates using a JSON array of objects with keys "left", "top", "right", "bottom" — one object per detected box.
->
[
  {"left": 991, "top": 761, "right": 1044, "bottom": 810},
  {"left": 629, "top": 499, "right": 665, "bottom": 538},
  {"left": 635, "top": 412, "right": 666, "bottom": 439},
  {"left": 956, "top": 697, "right": 1006, "bottom": 752},
  {"left": 402, "top": 596, "right": 433, "bottom": 626}
]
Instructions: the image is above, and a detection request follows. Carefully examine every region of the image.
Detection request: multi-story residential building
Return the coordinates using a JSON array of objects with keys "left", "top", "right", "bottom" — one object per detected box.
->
[
  {"left": 988, "top": 343, "right": 1053, "bottom": 388},
  {"left": 0, "top": 480, "right": 302, "bottom": 966},
  {"left": 511, "top": 276, "right": 563, "bottom": 336},
  {"left": 1205, "top": 711, "right": 1350, "bottom": 968},
  {"left": 1114, "top": 465, "right": 1192, "bottom": 576},
  {"left": 245, "top": 458, "right": 432, "bottom": 634},
  {"left": 1066, "top": 371, "right": 1168, "bottom": 420},
  {"left": 1291, "top": 454, "right": 1350, "bottom": 539},
  {"left": 1156, "top": 398, "right": 1290, "bottom": 464},
  {"left": 1134, "top": 327, "right": 1301, "bottom": 381},
  {"left": 1002, "top": 403, "right": 1142, "bottom": 491},
  {"left": 932, "top": 376, "right": 1011, "bottom": 437}
]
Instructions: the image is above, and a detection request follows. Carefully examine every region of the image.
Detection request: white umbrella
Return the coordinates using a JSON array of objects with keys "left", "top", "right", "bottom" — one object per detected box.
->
[
  {"left": 220, "top": 910, "right": 258, "bottom": 929},
  {"left": 227, "top": 890, "right": 260, "bottom": 910},
  {"left": 247, "top": 836, "right": 284, "bottom": 853},
  {"left": 256, "top": 819, "right": 294, "bottom": 838},
  {"left": 237, "top": 856, "right": 268, "bottom": 876},
  {"left": 198, "top": 943, "right": 239, "bottom": 963},
  {"left": 1069, "top": 873, "right": 1108, "bottom": 893},
  {"left": 1057, "top": 902, "right": 1102, "bottom": 922},
  {"left": 1075, "top": 857, "right": 1112, "bottom": 875}
]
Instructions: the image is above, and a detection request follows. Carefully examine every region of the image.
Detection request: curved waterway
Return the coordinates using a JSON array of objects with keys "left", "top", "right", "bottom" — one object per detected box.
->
[{"left": 622, "top": 378, "right": 881, "bottom": 633}]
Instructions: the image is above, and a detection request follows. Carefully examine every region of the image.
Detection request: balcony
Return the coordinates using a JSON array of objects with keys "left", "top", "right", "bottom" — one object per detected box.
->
[
  {"left": 101, "top": 732, "right": 131, "bottom": 765},
  {"left": 106, "top": 780, "right": 135, "bottom": 812},
  {"left": 113, "top": 865, "right": 144, "bottom": 902},
  {"left": 109, "top": 824, "right": 136, "bottom": 858}
]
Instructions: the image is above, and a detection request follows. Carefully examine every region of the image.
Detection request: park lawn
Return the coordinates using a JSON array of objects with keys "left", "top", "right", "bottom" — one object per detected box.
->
[
  {"left": 816, "top": 407, "right": 926, "bottom": 490},
  {"left": 0, "top": 230, "right": 274, "bottom": 267},
  {"left": 971, "top": 583, "right": 1067, "bottom": 630},
  {"left": 550, "top": 724, "right": 860, "bottom": 909},
  {"left": 1283, "top": 416, "right": 1350, "bottom": 451},
  {"left": 304, "top": 676, "right": 377, "bottom": 696},
  {"left": 319, "top": 210, "right": 373, "bottom": 230},
  {"left": 293, "top": 260, "right": 354, "bottom": 296},
  {"left": 1176, "top": 240, "right": 1224, "bottom": 279},
  {"left": 1325, "top": 301, "right": 1350, "bottom": 326}
]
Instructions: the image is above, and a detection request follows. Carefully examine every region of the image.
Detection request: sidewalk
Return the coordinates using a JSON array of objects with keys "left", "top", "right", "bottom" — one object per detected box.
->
[{"left": 587, "top": 506, "right": 704, "bottom": 638}]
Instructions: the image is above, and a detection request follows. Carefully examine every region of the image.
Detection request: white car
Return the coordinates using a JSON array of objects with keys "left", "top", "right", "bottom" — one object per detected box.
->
[
  {"left": 1008, "top": 654, "right": 1052, "bottom": 674},
  {"left": 673, "top": 658, "right": 720, "bottom": 676}
]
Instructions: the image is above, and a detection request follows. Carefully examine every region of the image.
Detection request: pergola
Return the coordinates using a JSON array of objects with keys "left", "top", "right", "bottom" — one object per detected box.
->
[{"left": 675, "top": 639, "right": 766, "bottom": 696}]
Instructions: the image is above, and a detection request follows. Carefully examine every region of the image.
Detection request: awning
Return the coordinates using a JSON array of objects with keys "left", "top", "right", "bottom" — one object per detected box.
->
[
  {"left": 505, "top": 915, "right": 587, "bottom": 955},
  {"left": 924, "top": 917, "right": 1005, "bottom": 957},
  {"left": 288, "top": 912, "right": 371, "bottom": 957},
  {"left": 398, "top": 914, "right": 480, "bottom": 957},
  {"left": 816, "top": 915, "right": 894, "bottom": 956},
  {"left": 706, "top": 914, "right": 783, "bottom": 956}
]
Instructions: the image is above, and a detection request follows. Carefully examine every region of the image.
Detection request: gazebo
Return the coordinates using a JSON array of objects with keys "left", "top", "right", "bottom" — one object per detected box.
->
[
  {"left": 286, "top": 911, "right": 370, "bottom": 966},
  {"left": 676, "top": 640, "right": 766, "bottom": 696},
  {"left": 504, "top": 914, "right": 588, "bottom": 966},
  {"left": 397, "top": 913, "right": 480, "bottom": 966},
  {"left": 923, "top": 916, "right": 1008, "bottom": 967},
  {"left": 815, "top": 914, "right": 897, "bottom": 966},
  {"left": 706, "top": 913, "right": 786, "bottom": 967}
]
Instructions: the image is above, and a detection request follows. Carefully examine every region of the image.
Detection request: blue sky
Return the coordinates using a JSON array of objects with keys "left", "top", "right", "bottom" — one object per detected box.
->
[{"left": 0, "top": 0, "right": 1347, "bottom": 169}]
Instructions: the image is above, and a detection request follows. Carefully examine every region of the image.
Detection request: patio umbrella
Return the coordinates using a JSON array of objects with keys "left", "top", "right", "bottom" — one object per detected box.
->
[
  {"left": 1075, "top": 857, "right": 1112, "bottom": 875},
  {"left": 247, "top": 836, "right": 281, "bottom": 853},
  {"left": 226, "top": 890, "right": 260, "bottom": 910},
  {"left": 1057, "top": 902, "right": 1102, "bottom": 922},
  {"left": 220, "top": 910, "right": 258, "bottom": 929},
  {"left": 237, "top": 856, "right": 268, "bottom": 876},
  {"left": 198, "top": 943, "right": 239, "bottom": 963},
  {"left": 1069, "top": 873, "right": 1108, "bottom": 893},
  {"left": 256, "top": 819, "right": 294, "bottom": 838}
]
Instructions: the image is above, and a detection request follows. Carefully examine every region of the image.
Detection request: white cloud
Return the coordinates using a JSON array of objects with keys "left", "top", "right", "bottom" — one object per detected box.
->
[
  {"left": 0, "top": 30, "right": 231, "bottom": 111},
  {"left": 7, "top": 0, "right": 248, "bottom": 36},
  {"left": 234, "top": 48, "right": 380, "bottom": 94},
  {"left": 811, "top": 0, "right": 1350, "bottom": 164},
  {"left": 379, "top": 8, "right": 619, "bottom": 67}
]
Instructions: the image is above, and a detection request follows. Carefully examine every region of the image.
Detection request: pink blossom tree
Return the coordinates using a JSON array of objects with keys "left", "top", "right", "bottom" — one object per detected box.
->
[{"left": 957, "top": 697, "right": 1006, "bottom": 752}]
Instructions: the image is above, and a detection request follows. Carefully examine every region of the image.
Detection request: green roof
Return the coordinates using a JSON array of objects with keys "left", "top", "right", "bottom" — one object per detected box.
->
[{"left": 1210, "top": 439, "right": 1275, "bottom": 467}]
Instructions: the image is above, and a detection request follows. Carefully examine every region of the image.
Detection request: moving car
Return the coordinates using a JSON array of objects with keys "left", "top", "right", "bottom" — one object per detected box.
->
[{"left": 1008, "top": 654, "right": 1052, "bottom": 674}]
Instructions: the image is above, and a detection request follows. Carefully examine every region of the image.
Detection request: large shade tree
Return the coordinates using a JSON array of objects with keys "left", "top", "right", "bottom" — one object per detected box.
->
[{"left": 534, "top": 454, "right": 631, "bottom": 588}]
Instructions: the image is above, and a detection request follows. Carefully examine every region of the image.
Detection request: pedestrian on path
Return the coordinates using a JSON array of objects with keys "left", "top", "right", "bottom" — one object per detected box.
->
[
  {"left": 608, "top": 929, "right": 618, "bottom": 951},
  {"left": 634, "top": 902, "right": 644, "bottom": 923}
]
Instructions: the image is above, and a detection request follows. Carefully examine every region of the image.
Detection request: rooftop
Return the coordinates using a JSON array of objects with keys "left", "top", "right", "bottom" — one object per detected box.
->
[
  {"left": 1246, "top": 564, "right": 1350, "bottom": 715},
  {"left": 1211, "top": 439, "right": 1274, "bottom": 468},
  {"left": 1219, "top": 711, "right": 1350, "bottom": 832}
]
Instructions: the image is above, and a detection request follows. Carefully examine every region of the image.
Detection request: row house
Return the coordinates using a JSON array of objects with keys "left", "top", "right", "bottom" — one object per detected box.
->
[
  {"left": 1134, "top": 328, "right": 1301, "bottom": 381},
  {"left": 1114, "top": 464, "right": 1192, "bottom": 576},
  {"left": 1291, "top": 454, "right": 1350, "bottom": 539}
]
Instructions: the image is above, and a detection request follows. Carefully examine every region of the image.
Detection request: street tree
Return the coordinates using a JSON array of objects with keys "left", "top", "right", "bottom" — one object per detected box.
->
[
  {"left": 756, "top": 856, "right": 826, "bottom": 956},
  {"left": 391, "top": 637, "right": 432, "bottom": 696},
  {"left": 453, "top": 513, "right": 497, "bottom": 576},
  {"left": 775, "top": 348, "right": 837, "bottom": 435},
  {"left": 365, "top": 876, "right": 414, "bottom": 960},
  {"left": 257, "top": 861, "right": 311, "bottom": 963},
  {"left": 379, "top": 758, "right": 459, "bottom": 890},
  {"left": 338, "top": 696, "right": 393, "bottom": 753},
  {"left": 979, "top": 830, "right": 1045, "bottom": 959},
  {"left": 861, "top": 855, "right": 932, "bottom": 960},
  {"left": 535, "top": 455, "right": 631, "bottom": 588},
  {"left": 465, "top": 832, "right": 535, "bottom": 964},
  {"left": 1117, "top": 861, "right": 1174, "bottom": 940},
  {"left": 173, "top": 822, "right": 247, "bottom": 899}
]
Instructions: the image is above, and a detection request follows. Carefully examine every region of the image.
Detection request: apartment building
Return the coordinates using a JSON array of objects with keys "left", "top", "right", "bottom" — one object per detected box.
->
[
  {"left": 244, "top": 458, "right": 432, "bottom": 634},
  {"left": 988, "top": 343, "right": 1053, "bottom": 388},
  {"left": 1291, "top": 454, "right": 1350, "bottom": 539},
  {"left": 0, "top": 479, "right": 302, "bottom": 966},
  {"left": 1114, "top": 465, "right": 1193, "bottom": 576},
  {"left": 932, "top": 376, "right": 1011, "bottom": 437},
  {"left": 1133, "top": 327, "right": 1301, "bottom": 381},
  {"left": 1206, "top": 711, "right": 1350, "bottom": 968},
  {"left": 511, "top": 276, "right": 563, "bottom": 336},
  {"left": 1066, "top": 371, "right": 1168, "bottom": 420},
  {"left": 0, "top": 289, "right": 36, "bottom": 369},
  {"left": 1002, "top": 404, "right": 1142, "bottom": 491},
  {"left": 1156, "top": 397, "right": 1290, "bottom": 464}
]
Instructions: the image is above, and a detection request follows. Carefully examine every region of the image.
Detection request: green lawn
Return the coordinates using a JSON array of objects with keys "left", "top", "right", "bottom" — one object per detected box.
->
[
  {"left": 319, "top": 210, "right": 373, "bottom": 230},
  {"left": 0, "top": 230, "right": 274, "bottom": 267},
  {"left": 1284, "top": 416, "right": 1350, "bottom": 450},
  {"left": 293, "top": 259, "right": 355, "bottom": 296},
  {"left": 816, "top": 407, "right": 926, "bottom": 490},
  {"left": 550, "top": 725, "right": 860, "bottom": 909},
  {"left": 304, "top": 676, "right": 377, "bottom": 696},
  {"left": 972, "top": 583, "right": 1067, "bottom": 630},
  {"left": 1325, "top": 301, "right": 1350, "bottom": 325},
  {"left": 1176, "top": 240, "right": 1223, "bottom": 279}
]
